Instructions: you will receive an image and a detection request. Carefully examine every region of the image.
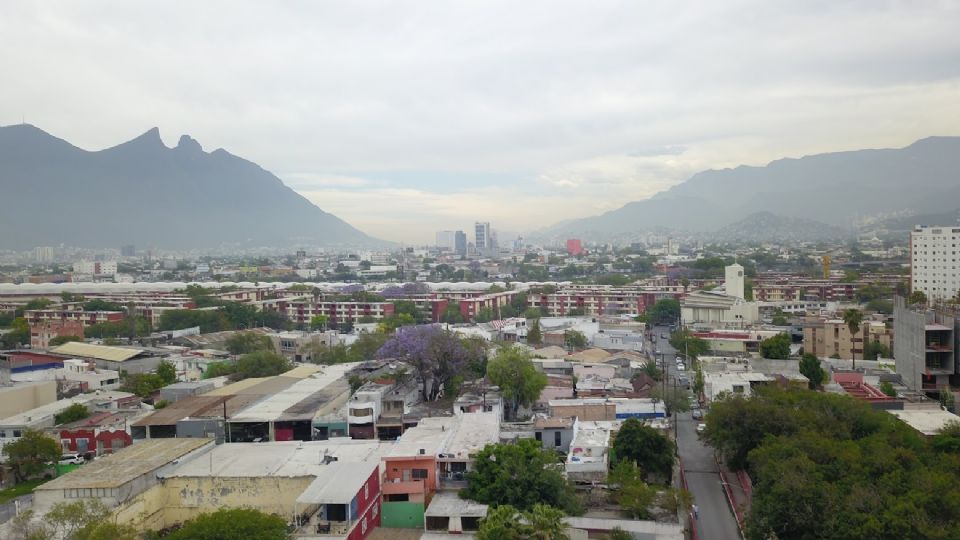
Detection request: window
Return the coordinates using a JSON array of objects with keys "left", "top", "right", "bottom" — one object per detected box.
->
[
  {"left": 364, "top": 483, "right": 369, "bottom": 499},
  {"left": 535, "top": 432, "right": 542, "bottom": 442},
  {"left": 554, "top": 431, "right": 562, "bottom": 447},
  {"left": 361, "top": 517, "right": 368, "bottom": 534},
  {"left": 412, "top": 468, "right": 428, "bottom": 480}
]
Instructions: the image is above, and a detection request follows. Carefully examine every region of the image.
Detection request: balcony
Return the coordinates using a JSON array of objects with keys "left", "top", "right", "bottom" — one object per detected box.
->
[
  {"left": 925, "top": 343, "right": 953, "bottom": 352},
  {"left": 382, "top": 479, "right": 426, "bottom": 495}
]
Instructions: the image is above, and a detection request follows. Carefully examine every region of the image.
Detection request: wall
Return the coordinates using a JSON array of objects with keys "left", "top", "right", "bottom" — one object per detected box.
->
[
  {"left": 381, "top": 501, "right": 425, "bottom": 528},
  {"left": 0, "top": 381, "right": 57, "bottom": 418},
  {"left": 161, "top": 476, "right": 314, "bottom": 528}
]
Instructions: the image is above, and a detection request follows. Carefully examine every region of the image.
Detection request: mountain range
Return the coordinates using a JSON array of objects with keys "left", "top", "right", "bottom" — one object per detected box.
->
[
  {"left": 539, "top": 136, "right": 960, "bottom": 241},
  {"left": 0, "top": 125, "right": 381, "bottom": 250}
]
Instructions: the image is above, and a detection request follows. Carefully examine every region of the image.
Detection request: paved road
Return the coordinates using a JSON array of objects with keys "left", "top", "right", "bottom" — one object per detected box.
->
[
  {"left": 0, "top": 494, "right": 32, "bottom": 524},
  {"left": 652, "top": 328, "right": 742, "bottom": 540}
]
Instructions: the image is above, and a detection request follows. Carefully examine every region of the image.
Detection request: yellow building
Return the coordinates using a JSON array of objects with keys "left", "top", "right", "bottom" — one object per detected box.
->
[{"left": 803, "top": 318, "right": 893, "bottom": 360}]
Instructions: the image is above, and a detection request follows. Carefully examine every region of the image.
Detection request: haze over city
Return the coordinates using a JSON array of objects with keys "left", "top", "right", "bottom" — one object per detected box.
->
[{"left": 3, "top": 1, "right": 960, "bottom": 242}]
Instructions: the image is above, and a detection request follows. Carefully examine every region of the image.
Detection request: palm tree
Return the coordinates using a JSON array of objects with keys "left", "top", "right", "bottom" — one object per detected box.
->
[
  {"left": 843, "top": 308, "right": 864, "bottom": 369},
  {"left": 526, "top": 504, "right": 569, "bottom": 540}
]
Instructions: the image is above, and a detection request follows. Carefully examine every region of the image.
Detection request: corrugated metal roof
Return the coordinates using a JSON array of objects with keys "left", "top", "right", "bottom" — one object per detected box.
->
[
  {"left": 51, "top": 342, "right": 143, "bottom": 362},
  {"left": 35, "top": 438, "right": 213, "bottom": 490}
]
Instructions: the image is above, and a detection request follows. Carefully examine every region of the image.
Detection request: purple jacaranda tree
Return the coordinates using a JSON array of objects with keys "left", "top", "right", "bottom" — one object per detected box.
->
[{"left": 376, "top": 325, "right": 479, "bottom": 401}]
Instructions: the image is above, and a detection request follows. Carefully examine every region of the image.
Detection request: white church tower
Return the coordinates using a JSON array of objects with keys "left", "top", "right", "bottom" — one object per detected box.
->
[{"left": 725, "top": 263, "right": 745, "bottom": 300}]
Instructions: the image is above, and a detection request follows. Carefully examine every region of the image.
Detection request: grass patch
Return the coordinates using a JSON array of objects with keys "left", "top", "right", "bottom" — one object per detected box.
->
[{"left": 0, "top": 478, "right": 46, "bottom": 504}]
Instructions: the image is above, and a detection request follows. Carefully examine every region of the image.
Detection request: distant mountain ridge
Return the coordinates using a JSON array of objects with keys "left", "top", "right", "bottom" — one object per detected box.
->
[
  {"left": 0, "top": 124, "right": 382, "bottom": 249},
  {"left": 539, "top": 136, "right": 960, "bottom": 241},
  {"left": 711, "top": 212, "right": 847, "bottom": 242}
]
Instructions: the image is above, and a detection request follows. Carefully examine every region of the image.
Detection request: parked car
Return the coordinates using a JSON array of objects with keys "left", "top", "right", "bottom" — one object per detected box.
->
[
  {"left": 696, "top": 423, "right": 707, "bottom": 433},
  {"left": 58, "top": 453, "right": 84, "bottom": 465},
  {"left": 660, "top": 333, "right": 668, "bottom": 339},
  {"left": 692, "top": 409, "right": 704, "bottom": 420},
  {"left": 677, "top": 364, "right": 686, "bottom": 372}
]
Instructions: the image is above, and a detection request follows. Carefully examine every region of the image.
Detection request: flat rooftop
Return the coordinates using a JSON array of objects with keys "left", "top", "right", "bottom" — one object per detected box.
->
[
  {"left": 296, "top": 461, "right": 379, "bottom": 505},
  {"left": 424, "top": 490, "right": 488, "bottom": 518},
  {"left": 889, "top": 406, "right": 960, "bottom": 436},
  {"left": 0, "top": 391, "right": 136, "bottom": 427},
  {"left": 440, "top": 411, "right": 499, "bottom": 459},
  {"left": 163, "top": 439, "right": 388, "bottom": 478},
  {"left": 388, "top": 416, "right": 456, "bottom": 458},
  {"left": 36, "top": 438, "right": 213, "bottom": 490}
]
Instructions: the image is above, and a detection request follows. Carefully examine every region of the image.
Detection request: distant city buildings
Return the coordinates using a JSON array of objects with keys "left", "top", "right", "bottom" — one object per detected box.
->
[
  {"left": 566, "top": 238, "right": 584, "bottom": 256},
  {"left": 911, "top": 225, "right": 960, "bottom": 302}
]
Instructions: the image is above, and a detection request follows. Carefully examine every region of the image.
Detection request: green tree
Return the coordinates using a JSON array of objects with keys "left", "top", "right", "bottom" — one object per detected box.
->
[
  {"left": 527, "top": 319, "right": 543, "bottom": 346},
  {"left": 48, "top": 335, "right": 83, "bottom": 346},
  {"left": 232, "top": 351, "right": 291, "bottom": 380},
  {"left": 1, "top": 317, "right": 30, "bottom": 348},
  {"left": 81, "top": 299, "right": 124, "bottom": 312},
  {"left": 879, "top": 381, "right": 897, "bottom": 398},
  {"left": 2, "top": 429, "right": 60, "bottom": 481},
  {"left": 843, "top": 308, "right": 864, "bottom": 367},
  {"left": 23, "top": 298, "right": 54, "bottom": 311},
  {"left": 524, "top": 307, "right": 546, "bottom": 319},
  {"left": 204, "top": 361, "right": 236, "bottom": 379},
  {"left": 156, "top": 359, "right": 178, "bottom": 385},
  {"left": 608, "top": 461, "right": 657, "bottom": 518},
  {"left": 693, "top": 367, "right": 705, "bottom": 396},
  {"left": 770, "top": 308, "right": 788, "bottom": 326},
  {"left": 651, "top": 385, "right": 692, "bottom": 417},
  {"left": 54, "top": 404, "right": 90, "bottom": 425},
  {"left": 348, "top": 332, "right": 389, "bottom": 362},
  {"left": 476, "top": 504, "right": 569, "bottom": 540},
  {"left": 487, "top": 347, "right": 548, "bottom": 420},
  {"left": 60, "top": 292, "right": 85, "bottom": 303},
  {"left": 759, "top": 332, "right": 791, "bottom": 359},
  {"left": 378, "top": 313, "right": 417, "bottom": 333},
  {"left": 309, "top": 314, "right": 329, "bottom": 331},
  {"left": 798, "top": 353, "right": 826, "bottom": 390},
  {"left": 639, "top": 360, "right": 662, "bottom": 381},
  {"left": 475, "top": 306, "right": 495, "bottom": 323},
  {"left": 647, "top": 299, "right": 680, "bottom": 325},
  {"left": 393, "top": 300, "right": 427, "bottom": 323},
  {"left": 863, "top": 340, "right": 890, "bottom": 360},
  {"left": 165, "top": 508, "right": 290, "bottom": 540},
  {"left": 441, "top": 304, "right": 465, "bottom": 324},
  {"left": 225, "top": 332, "right": 274, "bottom": 356},
  {"left": 121, "top": 373, "right": 166, "bottom": 398},
  {"left": 668, "top": 329, "right": 709, "bottom": 360},
  {"left": 563, "top": 330, "right": 588, "bottom": 350},
  {"left": 462, "top": 439, "right": 582, "bottom": 515},
  {"left": 908, "top": 290, "right": 928, "bottom": 305},
  {"left": 611, "top": 418, "right": 675, "bottom": 484}
]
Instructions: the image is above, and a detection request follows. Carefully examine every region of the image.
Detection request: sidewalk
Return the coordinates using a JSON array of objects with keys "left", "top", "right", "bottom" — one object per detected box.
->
[{"left": 716, "top": 458, "right": 750, "bottom": 535}]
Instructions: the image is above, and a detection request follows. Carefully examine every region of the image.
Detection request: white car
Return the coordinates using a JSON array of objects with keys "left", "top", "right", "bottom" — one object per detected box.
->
[
  {"left": 677, "top": 364, "right": 686, "bottom": 371},
  {"left": 58, "top": 453, "right": 84, "bottom": 465},
  {"left": 696, "top": 423, "right": 707, "bottom": 433}
]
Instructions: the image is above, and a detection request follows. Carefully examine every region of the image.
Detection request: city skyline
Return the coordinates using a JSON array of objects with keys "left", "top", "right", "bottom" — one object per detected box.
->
[{"left": 2, "top": 1, "right": 959, "bottom": 243}]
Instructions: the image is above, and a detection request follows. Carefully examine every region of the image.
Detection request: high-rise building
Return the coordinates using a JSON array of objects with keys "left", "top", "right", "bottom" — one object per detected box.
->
[
  {"left": 33, "top": 246, "right": 55, "bottom": 263},
  {"left": 911, "top": 225, "right": 960, "bottom": 302},
  {"left": 435, "top": 230, "right": 457, "bottom": 251},
  {"left": 454, "top": 231, "right": 467, "bottom": 256},
  {"left": 475, "top": 222, "right": 491, "bottom": 251},
  {"left": 121, "top": 244, "right": 136, "bottom": 257}
]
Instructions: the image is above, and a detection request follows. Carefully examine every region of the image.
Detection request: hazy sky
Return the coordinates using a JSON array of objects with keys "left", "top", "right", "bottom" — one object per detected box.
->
[{"left": 3, "top": 1, "right": 959, "bottom": 243}]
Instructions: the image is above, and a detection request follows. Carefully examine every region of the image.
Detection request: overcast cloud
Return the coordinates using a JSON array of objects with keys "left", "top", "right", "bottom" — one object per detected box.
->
[{"left": 2, "top": 1, "right": 959, "bottom": 242}]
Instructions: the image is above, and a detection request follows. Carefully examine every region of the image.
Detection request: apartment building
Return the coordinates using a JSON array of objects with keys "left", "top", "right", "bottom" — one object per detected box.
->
[
  {"left": 803, "top": 318, "right": 894, "bottom": 360},
  {"left": 911, "top": 225, "right": 960, "bottom": 302},
  {"left": 893, "top": 297, "right": 958, "bottom": 394},
  {"left": 24, "top": 308, "right": 124, "bottom": 328},
  {"left": 30, "top": 319, "right": 84, "bottom": 349},
  {"left": 528, "top": 285, "right": 683, "bottom": 317}
]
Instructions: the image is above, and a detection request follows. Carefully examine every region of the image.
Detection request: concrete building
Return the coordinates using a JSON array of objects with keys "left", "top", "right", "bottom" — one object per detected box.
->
[
  {"left": 454, "top": 231, "right": 467, "bottom": 256},
  {"left": 12, "top": 359, "right": 121, "bottom": 393},
  {"left": 435, "top": 231, "right": 457, "bottom": 251},
  {"left": 566, "top": 420, "right": 619, "bottom": 483},
  {"left": 73, "top": 260, "right": 117, "bottom": 276},
  {"left": 803, "top": 318, "right": 894, "bottom": 360},
  {"left": 474, "top": 222, "right": 491, "bottom": 253},
  {"left": 529, "top": 285, "right": 683, "bottom": 318},
  {"left": 424, "top": 491, "right": 488, "bottom": 534},
  {"left": 911, "top": 225, "right": 960, "bottom": 302},
  {"left": 0, "top": 380, "right": 57, "bottom": 418},
  {"left": 725, "top": 263, "right": 745, "bottom": 300},
  {"left": 56, "top": 409, "right": 147, "bottom": 456},
  {"left": 25, "top": 308, "right": 124, "bottom": 328},
  {"left": 49, "top": 341, "right": 166, "bottom": 374},
  {"left": 680, "top": 290, "right": 760, "bottom": 327},
  {"left": 269, "top": 330, "right": 341, "bottom": 362},
  {"left": 893, "top": 297, "right": 958, "bottom": 394},
  {"left": 29, "top": 320, "right": 84, "bottom": 349},
  {"left": 533, "top": 416, "right": 575, "bottom": 452},
  {"left": 436, "top": 411, "right": 500, "bottom": 488},
  {"left": 31, "top": 438, "right": 214, "bottom": 516},
  {"left": 381, "top": 416, "right": 455, "bottom": 529}
]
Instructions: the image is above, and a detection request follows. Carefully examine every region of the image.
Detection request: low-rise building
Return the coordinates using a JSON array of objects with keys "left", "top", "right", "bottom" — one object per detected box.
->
[
  {"left": 566, "top": 420, "right": 619, "bottom": 482},
  {"left": 29, "top": 320, "right": 84, "bottom": 349},
  {"left": 803, "top": 317, "right": 894, "bottom": 360},
  {"left": 50, "top": 342, "right": 167, "bottom": 374}
]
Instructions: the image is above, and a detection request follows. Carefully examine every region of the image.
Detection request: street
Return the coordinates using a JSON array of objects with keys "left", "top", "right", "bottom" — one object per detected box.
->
[{"left": 652, "top": 327, "right": 742, "bottom": 540}]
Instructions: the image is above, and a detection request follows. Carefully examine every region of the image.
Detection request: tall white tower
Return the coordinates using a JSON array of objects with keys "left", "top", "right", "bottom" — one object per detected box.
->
[{"left": 725, "top": 263, "right": 745, "bottom": 300}]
